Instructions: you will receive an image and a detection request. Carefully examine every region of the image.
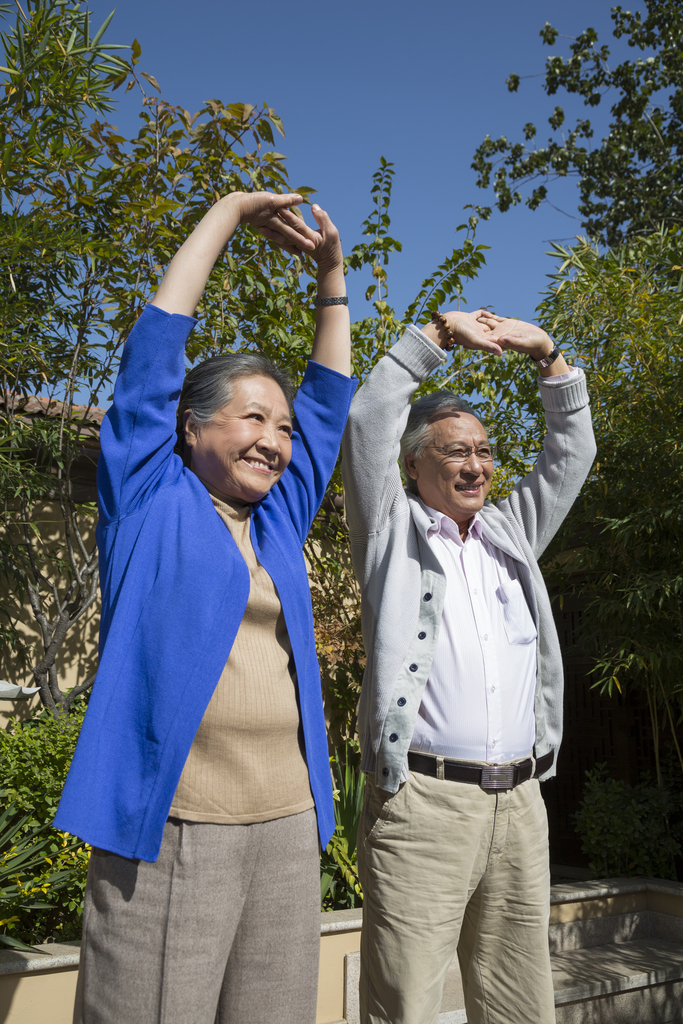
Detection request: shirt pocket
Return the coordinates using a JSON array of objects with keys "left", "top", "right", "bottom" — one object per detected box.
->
[{"left": 495, "top": 579, "right": 537, "bottom": 645}]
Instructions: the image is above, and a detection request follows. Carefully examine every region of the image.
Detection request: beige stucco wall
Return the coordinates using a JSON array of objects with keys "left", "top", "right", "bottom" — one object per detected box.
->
[
  {"left": 0, "top": 502, "right": 99, "bottom": 728},
  {"left": 0, "top": 966, "right": 79, "bottom": 1024},
  {"left": 0, "top": 924, "right": 361, "bottom": 1024}
]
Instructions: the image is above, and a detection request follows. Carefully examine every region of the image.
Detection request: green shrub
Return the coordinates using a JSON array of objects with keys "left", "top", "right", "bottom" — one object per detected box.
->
[
  {"left": 0, "top": 803, "right": 88, "bottom": 949},
  {"left": 321, "top": 745, "right": 365, "bottom": 911},
  {"left": 0, "top": 702, "right": 87, "bottom": 944},
  {"left": 574, "top": 763, "right": 683, "bottom": 879}
]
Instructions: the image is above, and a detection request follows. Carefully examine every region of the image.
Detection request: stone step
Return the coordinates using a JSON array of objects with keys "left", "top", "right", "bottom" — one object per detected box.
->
[
  {"left": 553, "top": 936, "right": 683, "bottom": 1002},
  {"left": 345, "top": 936, "right": 683, "bottom": 1024},
  {"left": 552, "top": 937, "right": 683, "bottom": 1024}
]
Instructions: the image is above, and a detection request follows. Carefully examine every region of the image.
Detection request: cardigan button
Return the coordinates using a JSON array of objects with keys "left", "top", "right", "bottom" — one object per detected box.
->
[
  {"left": 389, "top": 733, "right": 398, "bottom": 742},
  {"left": 397, "top": 697, "right": 406, "bottom": 707},
  {"left": 382, "top": 767, "right": 389, "bottom": 777},
  {"left": 418, "top": 631, "right": 426, "bottom": 640},
  {"left": 424, "top": 592, "right": 432, "bottom": 601},
  {"left": 409, "top": 663, "right": 418, "bottom": 672}
]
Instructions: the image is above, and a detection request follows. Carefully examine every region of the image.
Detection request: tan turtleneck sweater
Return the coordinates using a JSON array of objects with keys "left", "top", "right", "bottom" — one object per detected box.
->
[{"left": 170, "top": 491, "right": 314, "bottom": 824}]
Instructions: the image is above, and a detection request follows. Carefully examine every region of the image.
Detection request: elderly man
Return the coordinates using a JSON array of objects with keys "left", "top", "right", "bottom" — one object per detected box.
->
[{"left": 341, "top": 308, "right": 596, "bottom": 1024}]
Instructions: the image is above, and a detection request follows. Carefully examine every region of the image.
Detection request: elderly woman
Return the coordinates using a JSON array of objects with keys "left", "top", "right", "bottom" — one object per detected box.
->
[{"left": 55, "top": 191, "right": 356, "bottom": 1024}]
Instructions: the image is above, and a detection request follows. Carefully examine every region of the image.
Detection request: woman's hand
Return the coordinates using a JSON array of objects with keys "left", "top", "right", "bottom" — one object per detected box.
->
[
  {"left": 256, "top": 201, "right": 343, "bottom": 271},
  {"left": 422, "top": 309, "right": 503, "bottom": 357},
  {"left": 235, "top": 191, "right": 316, "bottom": 255}
]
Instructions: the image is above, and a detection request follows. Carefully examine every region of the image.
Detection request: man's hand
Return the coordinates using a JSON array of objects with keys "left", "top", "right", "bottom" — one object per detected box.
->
[
  {"left": 476, "top": 312, "right": 553, "bottom": 360},
  {"left": 422, "top": 309, "right": 503, "bottom": 357},
  {"left": 477, "top": 312, "right": 571, "bottom": 377}
]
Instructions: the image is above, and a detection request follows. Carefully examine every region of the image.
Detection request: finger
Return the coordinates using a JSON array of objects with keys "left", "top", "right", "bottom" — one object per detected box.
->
[
  {"left": 277, "top": 206, "right": 312, "bottom": 230},
  {"left": 276, "top": 207, "right": 320, "bottom": 246},
  {"left": 486, "top": 322, "right": 517, "bottom": 341},
  {"left": 265, "top": 217, "right": 315, "bottom": 250},
  {"left": 461, "top": 336, "right": 503, "bottom": 357},
  {"left": 272, "top": 192, "right": 304, "bottom": 208},
  {"left": 257, "top": 225, "right": 305, "bottom": 257},
  {"left": 310, "top": 203, "right": 337, "bottom": 236}
]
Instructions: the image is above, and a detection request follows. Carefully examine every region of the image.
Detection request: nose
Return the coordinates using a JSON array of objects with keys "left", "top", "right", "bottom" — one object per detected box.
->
[
  {"left": 256, "top": 424, "right": 280, "bottom": 455},
  {"left": 462, "top": 450, "right": 484, "bottom": 474}
]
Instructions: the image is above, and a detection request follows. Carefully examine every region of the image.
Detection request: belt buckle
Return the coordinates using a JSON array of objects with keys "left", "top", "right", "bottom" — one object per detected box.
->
[{"left": 480, "top": 765, "right": 516, "bottom": 791}]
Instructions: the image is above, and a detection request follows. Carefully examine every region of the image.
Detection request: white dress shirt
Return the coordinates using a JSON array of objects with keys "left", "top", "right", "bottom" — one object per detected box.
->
[
  {"left": 410, "top": 508, "right": 538, "bottom": 762},
  {"left": 409, "top": 368, "right": 579, "bottom": 764}
]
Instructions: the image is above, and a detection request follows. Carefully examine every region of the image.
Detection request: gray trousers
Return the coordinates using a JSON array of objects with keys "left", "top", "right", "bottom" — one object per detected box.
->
[{"left": 74, "top": 809, "right": 321, "bottom": 1024}]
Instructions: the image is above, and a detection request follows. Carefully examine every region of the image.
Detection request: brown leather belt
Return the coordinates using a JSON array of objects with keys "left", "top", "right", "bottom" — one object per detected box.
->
[{"left": 407, "top": 750, "right": 554, "bottom": 791}]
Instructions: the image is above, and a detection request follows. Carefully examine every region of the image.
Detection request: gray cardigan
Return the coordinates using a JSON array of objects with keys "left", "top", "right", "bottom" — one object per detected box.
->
[{"left": 341, "top": 325, "right": 596, "bottom": 792}]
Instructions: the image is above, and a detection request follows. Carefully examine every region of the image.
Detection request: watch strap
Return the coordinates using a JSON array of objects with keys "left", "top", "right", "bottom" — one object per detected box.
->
[
  {"left": 314, "top": 295, "right": 349, "bottom": 307},
  {"left": 529, "top": 344, "right": 561, "bottom": 368}
]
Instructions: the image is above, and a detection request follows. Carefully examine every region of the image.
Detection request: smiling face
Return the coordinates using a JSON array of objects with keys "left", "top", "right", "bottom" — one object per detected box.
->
[
  {"left": 183, "top": 375, "right": 292, "bottom": 503},
  {"left": 404, "top": 411, "right": 493, "bottom": 530}
]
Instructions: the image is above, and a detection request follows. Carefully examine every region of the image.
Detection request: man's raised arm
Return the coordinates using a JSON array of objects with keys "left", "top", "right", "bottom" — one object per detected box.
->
[
  {"left": 342, "top": 312, "right": 502, "bottom": 541},
  {"left": 478, "top": 312, "right": 596, "bottom": 557}
]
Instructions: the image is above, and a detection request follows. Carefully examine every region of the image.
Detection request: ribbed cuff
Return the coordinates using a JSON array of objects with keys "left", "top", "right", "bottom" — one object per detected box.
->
[
  {"left": 540, "top": 370, "right": 590, "bottom": 413},
  {"left": 389, "top": 325, "right": 447, "bottom": 380}
]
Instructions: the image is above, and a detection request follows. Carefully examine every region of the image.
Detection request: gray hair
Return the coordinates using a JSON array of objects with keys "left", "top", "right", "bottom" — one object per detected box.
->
[
  {"left": 400, "top": 391, "right": 487, "bottom": 495},
  {"left": 174, "top": 352, "right": 294, "bottom": 464}
]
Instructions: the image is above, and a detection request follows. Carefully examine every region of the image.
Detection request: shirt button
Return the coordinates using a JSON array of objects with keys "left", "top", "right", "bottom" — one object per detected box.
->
[
  {"left": 482, "top": 634, "right": 488, "bottom": 642},
  {"left": 397, "top": 697, "right": 407, "bottom": 707},
  {"left": 473, "top": 588, "right": 478, "bottom": 595},
  {"left": 389, "top": 733, "right": 398, "bottom": 743},
  {"left": 409, "top": 663, "right": 418, "bottom": 672},
  {"left": 424, "top": 593, "right": 432, "bottom": 602},
  {"left": 418, "top": 631, "right": 426, "bottom": 640},
  {"left": 382, "top": 767, "right": 389, "bottom": 776},
  {"left": 490, "top": 686, "right": 496, "bottom": 693}
]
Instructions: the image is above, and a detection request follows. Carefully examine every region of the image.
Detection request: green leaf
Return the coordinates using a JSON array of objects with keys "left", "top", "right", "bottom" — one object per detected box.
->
[{"left": 92, "top": 10, "right": 117, "bottom": 49}]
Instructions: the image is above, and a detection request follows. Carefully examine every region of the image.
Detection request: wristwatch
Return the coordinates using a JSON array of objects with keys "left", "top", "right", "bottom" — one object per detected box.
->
[{"left": 529, "top": 343, "right": 561, "bottom": 368}]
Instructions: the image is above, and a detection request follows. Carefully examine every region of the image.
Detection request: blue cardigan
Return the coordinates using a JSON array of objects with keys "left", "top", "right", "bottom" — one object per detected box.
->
[{"left": 55, "top": 304, "right": 357, "bottom": 861}]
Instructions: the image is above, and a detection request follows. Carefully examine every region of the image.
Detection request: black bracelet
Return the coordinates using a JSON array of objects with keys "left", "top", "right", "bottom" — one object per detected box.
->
[
  {"left": 314, "top": 295, "right": 348, "bottom": 307},
  {"left": 529, "top": 344, "right": 561, "bottom": 368}
]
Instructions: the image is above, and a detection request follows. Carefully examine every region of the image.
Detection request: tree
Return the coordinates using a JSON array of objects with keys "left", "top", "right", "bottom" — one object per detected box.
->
[
  {"left": 0, "top": 0, "right": 317, "bottom": 715},
  {"left": 0, "top": 0, "right": 546, "bottom": 722},
  {"left": 537, "top": 227, "right": 683, "bottom": 781},
  {"left": 471, "top": 0, "right": 683, "bottom": 245}
]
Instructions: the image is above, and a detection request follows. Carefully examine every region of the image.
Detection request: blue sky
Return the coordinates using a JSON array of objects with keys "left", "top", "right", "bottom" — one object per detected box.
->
[{"left": 87, "top": 0, "right": 642, "bottom": 324}]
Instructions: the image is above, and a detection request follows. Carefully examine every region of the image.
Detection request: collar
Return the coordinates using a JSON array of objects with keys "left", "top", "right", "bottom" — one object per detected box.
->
[
  {"left": 408, "top": 494, "right": 481, "bottom": 545},
  {"left": 408, "top": 492, "right": 524, "bottom": 566},
  {"left": 423, "top": 503, "right": 483, "bottom": 546}
]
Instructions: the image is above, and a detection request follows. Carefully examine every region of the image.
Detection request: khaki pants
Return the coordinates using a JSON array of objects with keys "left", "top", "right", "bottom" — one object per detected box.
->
[
  {"left": 74, "top": 809, "right": 320, "bottom": 1024},
  {"left": 358, "top": 768, "right": 556, "bottom": 1024}
]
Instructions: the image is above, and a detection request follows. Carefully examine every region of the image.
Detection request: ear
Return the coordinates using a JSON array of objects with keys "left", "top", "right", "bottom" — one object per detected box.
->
[
  {"left": 183, "top": 409, "right": 200, "bottom": 449},
  {"left": 404, "top": 452, "right": 419, "bottom": 481}
]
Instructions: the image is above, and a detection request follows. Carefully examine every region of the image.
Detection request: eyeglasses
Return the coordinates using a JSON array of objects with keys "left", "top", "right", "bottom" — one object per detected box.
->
[{"left": 426, "top": 444, "right": 497, "bottom": 462}]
